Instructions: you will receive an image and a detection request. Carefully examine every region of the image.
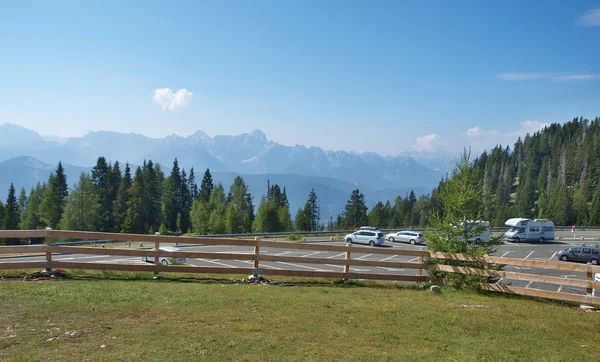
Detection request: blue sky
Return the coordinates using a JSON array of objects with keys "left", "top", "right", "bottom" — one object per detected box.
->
[{"left": 0, "top": 1, "right": 599, "bottom": 157}]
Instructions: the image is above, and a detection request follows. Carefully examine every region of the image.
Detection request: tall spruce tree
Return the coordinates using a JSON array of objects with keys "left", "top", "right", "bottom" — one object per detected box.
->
[
  {"left": 60, "top": 173, "right": 99, "bottom": 231},
  {"left": 188, "top": 167, "right": 199, "bottom": 201},
  {"left": 91, "top": 157, "right": 115, "bottom": 231},
  {"left": 4, "top": 184, "right": 20, "bottom": 244},
  {"left": 163, "top": 158, "right": 183, "bottom": 233},
  {"left": 425, "top": 149, "right": 498, "bottom": 289},
  {"left": 199, "top": 169, "right": 214, "bottom": 203},
  {"left": 40, "top": 162, "right": 68, "bottom": 228},
  {"left": 341, "top": 189, "right": 368, "bottom": 229},
  {"left": 0, "top": 200, "right": 4, "bottom": 230},
  {"left": 21, "top": 183, "right": 45, "bottom": 230},
  {"left": 113, "top": 163, "right": 132, "bottom": 232}
]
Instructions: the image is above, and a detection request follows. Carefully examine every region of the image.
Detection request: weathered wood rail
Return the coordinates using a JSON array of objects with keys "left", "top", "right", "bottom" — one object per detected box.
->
[{"left": 1, "top": 230, "right": 600, "bottom": 305}]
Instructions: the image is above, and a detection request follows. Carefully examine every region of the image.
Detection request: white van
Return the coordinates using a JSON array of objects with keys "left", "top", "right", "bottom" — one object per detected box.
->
[{"left": 504, "top": 218, "right": 554, "bottom": 242}]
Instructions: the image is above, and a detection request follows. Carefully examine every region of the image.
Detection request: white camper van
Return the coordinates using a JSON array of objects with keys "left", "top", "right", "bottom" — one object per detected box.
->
[{"left": 504, "top": 218, "right": 555, "bottom": 242}]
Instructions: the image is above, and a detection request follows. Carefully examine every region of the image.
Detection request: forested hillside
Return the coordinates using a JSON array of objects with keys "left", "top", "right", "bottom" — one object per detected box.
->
[{"left": 463, "top": 116, "right": 600, "bottom": 226}]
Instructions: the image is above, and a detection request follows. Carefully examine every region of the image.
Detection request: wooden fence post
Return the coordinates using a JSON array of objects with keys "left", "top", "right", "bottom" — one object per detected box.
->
[
  {"left": 417, "top": 256, "right": 424, "bottom": 277},
  {"left": 45, "top": 227, "right": 53, "bottom": 272},
  {"left": 253, "top": 244, "right": 260, "bottom": 276},
  {"left": 343, "top": 242, "right": 351, "bottom": 280},
  {"left": 587, "top": 268, "right": 593, "bottom": 295},
  {"left": 154, "top": 232, "right": 160, "bottom": 278}
]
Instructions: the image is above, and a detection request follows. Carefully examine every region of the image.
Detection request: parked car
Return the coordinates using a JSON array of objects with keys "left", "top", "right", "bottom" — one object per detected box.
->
[
  {"left": 557, "top": 245, "right": 600, "bottom": 265},
  {"left": 385, "top": 230, "right": 425, "bottom": 245},
  {"left": 344, "top": 229, "right": 385, "bottom": 246},
  {"left": 142, "top": 246, "right": 187, "bottom": 265}
]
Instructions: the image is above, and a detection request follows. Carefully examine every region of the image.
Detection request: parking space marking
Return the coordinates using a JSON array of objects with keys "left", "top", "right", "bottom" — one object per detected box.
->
[
  {"left": 500, "top": 251, "right": 512, "bottom": 258},
  {"left": 378, "top": 267, "right": 405, "bottom": 272},
  {"left": 355, "top": 254, "right": 373, "bottom": 260},
  {"left": 274, "top": 251, "right": 292, "bottom": 256},
  {"left": 325, "top": 264, "right": 345, "bottom": 269},
  {"left": 202, "top": 259, "right": 238, "bottom": 268},
  {"left": 556, "top": 275, "right": 577, "bottom": 293},
  {"left": 524, "top": 251, "right": 535, "bottom": 259},
  {"left": 407, "top": 257, "right": 419, "bottom": 262},
  {"left": 240, "top": 260, "right": 283, "bottom": 270},
  {"left": 380, "top": 255, "right": 397, "bottom": 262},
  {"left": 327, "top": 253, "right": 345, "bottom": 259},
  {"left": 301, "top": 252, "right": 321, "bottom": 258},
  {"left": 525, "top": 281, "right": 533, "bottom": 288},
  {"left": 549, "top": 251, "right": 558, "bottom": 260},
  {"left": 56, "top": 255, "right": 111, "bottom": 260},
  {"left": 276, "top": 261, "right": 326, "bottom": 271}
]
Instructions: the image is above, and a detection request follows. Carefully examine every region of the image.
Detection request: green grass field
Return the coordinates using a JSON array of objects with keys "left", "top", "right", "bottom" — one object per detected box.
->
[{"left": 1, "top": 272, "right": 599, "bottom": 361}]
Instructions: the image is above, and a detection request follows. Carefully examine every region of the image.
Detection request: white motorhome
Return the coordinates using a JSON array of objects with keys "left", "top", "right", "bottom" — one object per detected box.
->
[{"left": 504, "top": 218, "right": 554, "bottom": 242}]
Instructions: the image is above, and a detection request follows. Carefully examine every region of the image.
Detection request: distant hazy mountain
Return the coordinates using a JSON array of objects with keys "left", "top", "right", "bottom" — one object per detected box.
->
[
  {"left": 0, "top": 156, "right": 89, "bottom": 198},
  {"left": 0, "top": 123, "right": 447, "bottom": 192}
]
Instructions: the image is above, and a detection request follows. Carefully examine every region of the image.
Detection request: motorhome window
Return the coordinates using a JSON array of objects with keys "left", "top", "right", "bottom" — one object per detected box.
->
[
  {"left": 529, "top": 226, "right": 540, "bottom": 232},
  {"left": 542, "top": 226, "right": 553, "bottom": 232},
  {"left": 583, "top": 248, "right": 591, "bottom": 254},
  {"left": 518, "top": 227, "right": 525, "bottom": 233}
]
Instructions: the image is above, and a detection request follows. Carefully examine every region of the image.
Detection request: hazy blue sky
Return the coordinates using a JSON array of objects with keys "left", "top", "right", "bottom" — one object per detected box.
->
[{"left": 1, "top": 1, "right": 598, "bottom": 156}]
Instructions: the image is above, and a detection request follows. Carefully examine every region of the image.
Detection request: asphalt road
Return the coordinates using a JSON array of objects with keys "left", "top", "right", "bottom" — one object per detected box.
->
[{"left": 2, "top": 233, "right": 598, "bottom": 296}]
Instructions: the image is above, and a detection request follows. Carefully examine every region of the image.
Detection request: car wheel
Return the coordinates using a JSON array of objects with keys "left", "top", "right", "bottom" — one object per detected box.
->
[
  {"left": 539, "top": 237, "right": 545, "bottom": 243},
  {"left": 560, "top": 255, "right": 568, "bottom": 261},
  {"left": 591, "top": 259, "right": 599, "bottom": 265},
  {"left": 409, "top": 239, "right": 416, "bottom": 245},
  {"left": 346, "top": 238, "right": 353, "bottom": 244},
  {"left": 475, "top": 238, "right": 481, "bottom": 243},
  {"left": 388, "top": 237, "right": 395, "bottom": 242},
  {"left": 369, "top": 240, "right": 375, "bottom": 247},
  {"left": 514, "top": 237, "right": 520, "bottom": 243},
  {"left": 161, "top": 259, "right": 169, "bottom": 265}
]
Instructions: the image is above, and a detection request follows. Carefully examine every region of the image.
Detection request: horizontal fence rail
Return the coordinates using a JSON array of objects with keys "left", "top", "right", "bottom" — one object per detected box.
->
[
  {"left": 0, "top": 229, "right": 428, "bottom": 284},
  {"left": 1, "top": 229, "right": 599, "bottom": 306},
  {"left": 429, "top": 251, "right": 600, "bottom": 305}
]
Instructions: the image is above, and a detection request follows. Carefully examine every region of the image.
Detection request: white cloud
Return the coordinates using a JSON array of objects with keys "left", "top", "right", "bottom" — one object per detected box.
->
[
  {"left": 465, "top": 127, "right": 502, "bottom": 138},
  {"left": 551, "top": 74, "right": 600, "bottom": 82},
  {"left": 577, "top": 8, "right": 600, "bottom": 27},
  {"left": 496, "top": 73, "right": 550, "bottom": 81},
  {"left": 466, "top": 120, "right": 549, "bottom": 140},
  {"left": 153, "top": 88, "right": 193, "bottom": 111},
  {"left": 413, "top": 134, "right": 442, "bottom": 152}
]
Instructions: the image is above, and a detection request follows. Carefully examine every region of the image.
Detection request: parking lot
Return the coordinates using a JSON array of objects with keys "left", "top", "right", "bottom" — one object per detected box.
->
[{"left": 2, "top": 235, "right": 598, "bottom": 296}]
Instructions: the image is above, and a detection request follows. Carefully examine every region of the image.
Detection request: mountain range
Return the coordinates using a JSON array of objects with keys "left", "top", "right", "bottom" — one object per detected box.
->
[{"left": 0, "top": 123, "right": 449, "bottom": 219}]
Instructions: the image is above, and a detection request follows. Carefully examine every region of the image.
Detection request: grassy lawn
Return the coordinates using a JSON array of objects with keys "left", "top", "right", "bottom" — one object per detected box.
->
[{"left": 1, "top": 272, "right": 599, "bottom": 361}]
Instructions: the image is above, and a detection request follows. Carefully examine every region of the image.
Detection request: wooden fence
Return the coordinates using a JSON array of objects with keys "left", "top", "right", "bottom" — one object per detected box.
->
[
  {"left": 1, "top": 230, "right": 599, "bottom": 306},
  {"left": 0, "top": 230, "right": 428, "bottom": 283}
]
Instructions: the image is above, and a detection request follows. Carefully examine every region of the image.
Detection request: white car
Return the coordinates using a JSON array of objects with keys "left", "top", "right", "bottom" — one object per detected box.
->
[
  {"left": 344, "top": 229, "right": 385, "bottom": 246},
  {"left": 386, "top": 231, "right": 425, "bottom": 245},
  {"left": 142, "top": 246, "right": 187, "bottom": 265}
]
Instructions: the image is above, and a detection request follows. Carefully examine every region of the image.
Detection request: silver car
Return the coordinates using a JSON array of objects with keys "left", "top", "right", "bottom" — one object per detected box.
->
[
  {"left": 142, "top": 246, "right": 187, "bottom": 265},
  {"left": 385, "top": 230, "right": 425, "bottom": 245},
  {"left": 344, "top": 229, "right": 385, "bottom": 246}
]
